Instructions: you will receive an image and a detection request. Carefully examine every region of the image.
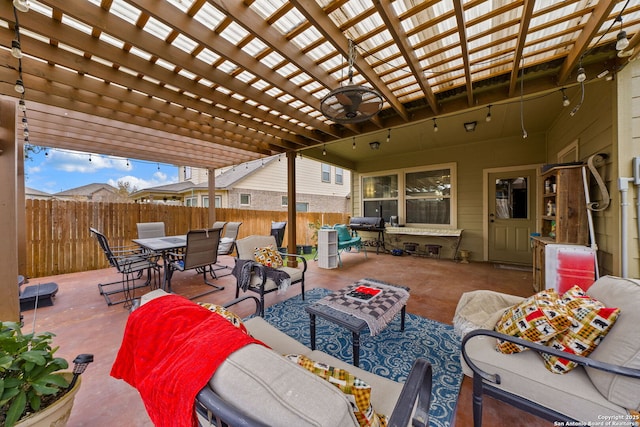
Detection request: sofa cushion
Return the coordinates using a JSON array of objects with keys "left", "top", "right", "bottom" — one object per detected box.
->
[
  {"left": 286, "top": 354, "right": 386, "bottom": 427},
  {"left": 453, "top": 290, "right": 525, "bottom": 337},
  {"left": 254, "top": 245, "right": 284, "bottom": 268},
  {"left": 210, "top": 344, "right": 359, "bottom": 427},
  {"left": 494, "top": 289, "right": 570, "bottom": 354},
  {"left": 541, "top": 285, "right": 620, "bottom": 374},
  {"left": 583, "top": 276, "right": 640, "bottom": 411}
]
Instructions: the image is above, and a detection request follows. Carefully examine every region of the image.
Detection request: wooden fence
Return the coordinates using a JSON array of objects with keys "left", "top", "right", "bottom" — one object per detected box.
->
[{"left": 24, "top": 199, "right": 350, "bottom": 278}]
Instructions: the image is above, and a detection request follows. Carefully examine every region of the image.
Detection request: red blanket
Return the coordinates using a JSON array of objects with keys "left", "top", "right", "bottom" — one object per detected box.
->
[{"left": 111, "top": 294, "right": 265, "bottom": 427}]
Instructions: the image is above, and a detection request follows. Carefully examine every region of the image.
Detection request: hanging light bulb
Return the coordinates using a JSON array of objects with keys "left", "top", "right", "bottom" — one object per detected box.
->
[
  {"left": 23, "top": 127, "right": 29, "bottom": 137},
  {"left": 485, "top": 105, "right": 492, "bottom": 122},
  {"left": 157, "top": 163, "right": 160, "bottom": 171},
  {"left": 13, "top": 0, "right": 29, "bottom": 13},
  {"left": 616, "top": 31, "right": 629, "bottom": 51},
  {"left": 23, "top": 136, "right": 29, "bottom": 143},
  {"left": 18, "top": 99, "right": 26, "bottom": 112},
  {"left": 322, "top": 145, "right": 327, "bottom": 156},
  {"left": 11, "top": 39, "right": 22, "bottom": 59},
  {"left": 576, "top": 67, "right": 586, "bottom": 83},
  {"left": 45, "top": 150, "right": 49, "bottom": 157},
  {"left": 89, "top": 154, "right": 92, "bottom": 163},
  {"left": 126, "top": 159, "right": 130, "bottom": 167},
  {"left": 561, "top": 88, "right": 570, "bottom": 107},
  {"left": 15, "top": 79, "right": 24, "bottom": 94},
  {"left": 433, "top": 118, "right": 438, "bottom": 132},
  {"left": 21, "top": 116, "right": 28, "bottom": 128},
  {"left": 352, "top": 137, "right": 356, "bottom": 150},
  {"left": 386, "top": 129, "right": 390, "bottom": 143}
]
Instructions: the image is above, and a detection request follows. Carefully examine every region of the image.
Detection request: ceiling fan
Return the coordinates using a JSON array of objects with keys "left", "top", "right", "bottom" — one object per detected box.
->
[{"left": 320, "top": 40, "right": 383, "bottom": 124}]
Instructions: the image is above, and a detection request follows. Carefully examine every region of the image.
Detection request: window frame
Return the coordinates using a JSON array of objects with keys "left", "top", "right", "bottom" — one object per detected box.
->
[
  {"left": 239, "top": 193, "right": 251, "bottom": 206},
  {"left": 360, "top": 162, "right": 457, "bottom": 228},
  {"left": 335, "top": 167, "right": 344, "bottom": 185},
  {"left": 185, "top": 196, "right": 197, "bottom": 207},
  {"left": 321, "top": 163, "right": 331, "bottom": 183}
]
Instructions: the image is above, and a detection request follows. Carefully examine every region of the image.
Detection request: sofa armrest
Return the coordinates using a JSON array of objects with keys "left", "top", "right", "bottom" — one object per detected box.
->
[
  {"left": 387, "top": 358, "right": 432, "bottom": 427},
  {"left": 195, "top": 386, "right": 271, "bottom": 427},
  {"left": 222, "top": 295, "right": 262, "bottom": 317},
  {"left": 280, "top": 253, "right": 308, "bottom": 272},
  {"left": 461, "top": 329, "right": 640, "bottom": 384}
]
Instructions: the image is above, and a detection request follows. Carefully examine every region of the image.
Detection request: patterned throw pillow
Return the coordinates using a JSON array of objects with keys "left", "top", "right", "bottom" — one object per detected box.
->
[
  {"left": 494, "top": 289, "right": 570, "bottom": 354},
  {"left": 198, "top": 302, "right": 248, "bottom": 334},
  {"left": 286, "top": 354, "right": 387, "bottom": 427},
  {"left": 253, "top": 245, "right": 284, "bottom": 268},
  {"left": 541, "top": 285, "right": 620, "bottom": 374}
]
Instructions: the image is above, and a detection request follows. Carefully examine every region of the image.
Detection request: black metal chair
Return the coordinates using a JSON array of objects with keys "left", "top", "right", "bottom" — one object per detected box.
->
[
  {"left": 270, "top": 221, "right": 286, "bottom": 248},
  {"left": 90, "top": 227, "right": 160, "bottom": 308},
  {"left": 165, "top": 228, "right": 224, "bottom": 299}
]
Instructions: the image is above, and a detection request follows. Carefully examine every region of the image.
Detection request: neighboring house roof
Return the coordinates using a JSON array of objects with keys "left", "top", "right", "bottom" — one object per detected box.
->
[
  {"left": 214, "top": 157, "right": 278, "bottom": 189},
  {"left": 54, "top": 183, "right": 117, "bottom": 197},
  {"left": 25, "top": 187, "right": 53, "bottom": 198},
  {"left": 132, "top": 181, "right": 200, "bottom": 195}
]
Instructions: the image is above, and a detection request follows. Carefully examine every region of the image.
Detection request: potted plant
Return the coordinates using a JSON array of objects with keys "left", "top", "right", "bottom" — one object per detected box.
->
[{"left": 0, "top": 321, "right": 93, "bottom": 427}]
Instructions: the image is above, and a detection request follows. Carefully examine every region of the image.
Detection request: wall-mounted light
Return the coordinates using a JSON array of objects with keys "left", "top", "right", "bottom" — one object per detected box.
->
[
  {"left": 433, "top": 118, "right": 438, "bottom": 132},
  {"left": 464, "top": 121, "right": 477, "bottom": 132},
  {"left": 369, "top": 141, "right": 381, "bottom": 150},
  {"left": 561, "top": 88, "right": 570, "bottom": 107},
  {"left": 485, "top": 105, "right": 492, "bottom": 122}
]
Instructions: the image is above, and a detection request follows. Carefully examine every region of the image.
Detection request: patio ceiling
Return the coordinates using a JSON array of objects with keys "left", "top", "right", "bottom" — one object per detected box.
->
[{"left": 1, "top": 0, "right": 639, "bottom": 169}]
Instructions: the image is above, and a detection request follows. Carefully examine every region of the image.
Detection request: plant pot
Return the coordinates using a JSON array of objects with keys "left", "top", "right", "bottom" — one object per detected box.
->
[
  {"left": 296, "top": 245, "right": 303, "bottom": 255},
  {"left": 302, "top": 245, "right": 313, "bottom": 254},
  {"left": 17, "top": 373, "right": 80, "bottom": 427}
]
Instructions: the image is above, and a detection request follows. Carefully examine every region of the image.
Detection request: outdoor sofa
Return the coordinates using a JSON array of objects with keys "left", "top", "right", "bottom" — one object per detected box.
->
[
  {"left": 137, "top": 289, "right": 433, "bottom": 427},
  {"left": 457, "top": 275, "right": 640, "bottom": 426}
]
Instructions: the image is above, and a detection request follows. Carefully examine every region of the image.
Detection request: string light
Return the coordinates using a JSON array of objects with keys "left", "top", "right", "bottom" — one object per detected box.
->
[
  {"left": 561, "top": 88, "right": 570, "bottom": 107},
  {"left": 13, "top": 0, "right": 29, "bottom": 13},
  {"left": 18, "top": 99, "right": 26, "bottom": 112},
  {"left": 386, "top": 129, "right": 390, "bottom": 143},
  {"left": 352, "top": 137, "right": 356, "bottom": 149},
  {"left": 433, "top": 118, "right": 438, "bottom": 132},
  {"left": 14, "top": 79, "right": 24, "bottom": 93},
  {"left": 11, "top": 39, "right": 22, "bottom": 58},
  {"left": 322, "top": 144, "right": 327, "bottom": 156},
  {"left": 485, "top": 105, "right": 492, "bottom": 122}
]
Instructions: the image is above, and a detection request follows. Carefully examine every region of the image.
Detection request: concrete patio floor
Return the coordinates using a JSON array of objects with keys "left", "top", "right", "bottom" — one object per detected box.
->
[{"left": 19, "top": 249, "right": 552, "bottom": 426}]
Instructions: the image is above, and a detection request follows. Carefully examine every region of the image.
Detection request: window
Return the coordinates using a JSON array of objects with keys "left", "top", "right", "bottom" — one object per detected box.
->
[
  {"left": 321, "top": 164, "right": 330, "bottom": 183},
  {"left": 362, "top": 164, "right": 456, "bottom": 226},
  {"left": 240, "top": 193, "right": 250, "bottom": 206},
  {"left": 282, "top": 196, "right": 288, "bottom": 206},
  {"left": 214, "top": 196, "right": 222, "bottom": 208},
  {"left": 335, "top": 167, "right": 343, "bottom": 185},
  {"left": 185, "top": 196, "right": 197, "bottom": 207},
  {"left": 405, "top": 169, "right": 451, "bottom": 225},
  {"left": 362, "top": 174, "right": 398, "bottom": 221},
  {"left": 184, "top": 166, "right": 192, "bottom": 180},
  {"left": 296, "top": 202, "right": 309, "bottom": 212},
  {"left": 202, "top": 196, "right": 209, "bottom": 208}
]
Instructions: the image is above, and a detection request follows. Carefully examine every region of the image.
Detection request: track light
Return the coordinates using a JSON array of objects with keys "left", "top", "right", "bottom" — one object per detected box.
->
[
  {"left": 433, "top": 118, "right": 438, "bottom": 133},
  {"left": 15, "top": 79, "right": 24, "bottom": 94},
  {"left": 13, "top": 0, "right": 29, "bottom": 12},
  {"left": 464, "top": 121, "right": 477, "bottom": 132},
  {"left": 576, "top": 67, "right": 586, "bottom": 83},
  {"left": 11, "top": 39, "right": 22, "bottom": 59},
  {"left": 561, "top": 89, "right": 570, "bottom": 107},
  {"left": 485, "top": 105, "right": 492, "bottom": 122}
]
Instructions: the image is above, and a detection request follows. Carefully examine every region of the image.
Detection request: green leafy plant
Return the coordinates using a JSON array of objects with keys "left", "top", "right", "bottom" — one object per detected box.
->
[
  {"left": 308, "top": 220, "right": 323, "bottom": 246},
  {"left": 0, "top": 321, "right": 69, "bottom": 427}
]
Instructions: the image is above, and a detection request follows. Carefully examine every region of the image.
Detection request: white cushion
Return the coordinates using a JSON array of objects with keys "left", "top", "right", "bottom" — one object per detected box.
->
[
  {"left": 584, "top": 275, "right": 640, "bottom": 410},
  {"left": 211, "top": 344, "right": 359, "bottom": 427}
]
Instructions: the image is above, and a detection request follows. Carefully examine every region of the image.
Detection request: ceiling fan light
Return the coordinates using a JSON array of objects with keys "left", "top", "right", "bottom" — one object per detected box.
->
[{"left": 320, "top": 85, "right": 383, "bottom": 124}]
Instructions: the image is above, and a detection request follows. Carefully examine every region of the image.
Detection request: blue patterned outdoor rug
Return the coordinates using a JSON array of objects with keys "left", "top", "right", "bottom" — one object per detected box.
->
[{"left": 262, "top": 287, "right": 463, "bottom": 427}]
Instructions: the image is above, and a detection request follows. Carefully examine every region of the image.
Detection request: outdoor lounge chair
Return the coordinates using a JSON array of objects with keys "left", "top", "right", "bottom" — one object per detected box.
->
[
  {"left": 234, "top": 235, "right": 307, "bottom": 316},
  {"left": 90, "top": 227, "right": 160, "bottom": 308},
  {"left": 209, "top": 221, "right": 242, "bottom": 278},
  {"left": 165, "top": 228, "right": 224, "bottom": 299},
  {"left": 136, "top": 222, "right": 166, "bottom": 239}
]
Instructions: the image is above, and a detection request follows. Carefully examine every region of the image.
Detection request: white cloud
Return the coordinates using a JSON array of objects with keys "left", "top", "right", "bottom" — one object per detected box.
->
[
  {"left": 45, "top": 150, "right": 131, "bottom": 173},
  {"left": 108, "top": 171, "right": 175, "bottom": 192}
]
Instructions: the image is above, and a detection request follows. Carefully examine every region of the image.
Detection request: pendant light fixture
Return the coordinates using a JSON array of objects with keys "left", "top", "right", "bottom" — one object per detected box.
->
[{"left": 320, "top": 40, "right": 383, "bottom": 124}]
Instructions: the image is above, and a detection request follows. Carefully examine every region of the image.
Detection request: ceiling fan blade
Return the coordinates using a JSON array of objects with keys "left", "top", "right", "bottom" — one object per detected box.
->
[
  {"left": 358, "top": 102, "right": 381, "bottom": 114},
  {"left": 335, "top": 92, "right": 353, "bottom": 106}
]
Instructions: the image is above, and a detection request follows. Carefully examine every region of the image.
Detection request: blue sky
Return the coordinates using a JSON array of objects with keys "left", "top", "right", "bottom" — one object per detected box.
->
[{"left": 25, "top": 146, "right": 179, "bottom": 194}]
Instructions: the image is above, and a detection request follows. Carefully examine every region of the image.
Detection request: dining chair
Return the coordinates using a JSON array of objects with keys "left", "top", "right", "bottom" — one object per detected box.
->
[
  {"left": 136, "top": 222, "right": 166, "bottom": 239},
  {"left": 210, "top": 221, "right": 243, "bottom": 278},
  {"left": 90, "top": 227, "right": 160, "bottom": 308},
  {"left": 165, "top": 228, "right": 223, "bottom": 299}
]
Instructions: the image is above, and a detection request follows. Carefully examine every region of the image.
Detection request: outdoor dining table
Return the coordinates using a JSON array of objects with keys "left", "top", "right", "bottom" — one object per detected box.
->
[{"left": 132, "top": 235, "right": 186, "bottom": 291}]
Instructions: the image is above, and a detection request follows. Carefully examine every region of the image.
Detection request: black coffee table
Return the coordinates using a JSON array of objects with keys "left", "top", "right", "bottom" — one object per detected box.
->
[{"left": 305, "top": 282, "right": 409, "bottom": 367}]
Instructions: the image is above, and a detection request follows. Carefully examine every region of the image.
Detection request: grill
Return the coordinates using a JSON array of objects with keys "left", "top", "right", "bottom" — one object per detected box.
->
[{"left": 348, "top": 217, "right": 385, "bottom": 231}]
